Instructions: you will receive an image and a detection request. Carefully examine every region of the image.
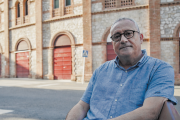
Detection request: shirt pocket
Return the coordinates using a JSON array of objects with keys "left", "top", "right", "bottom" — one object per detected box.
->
[{"left": 129, "top": 87, "right": 146, "bottom": 107}]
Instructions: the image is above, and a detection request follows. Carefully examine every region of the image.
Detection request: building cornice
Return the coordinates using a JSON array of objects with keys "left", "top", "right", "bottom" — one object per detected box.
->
[
  {"left": 0, "top": 30, "right": 4, "bottom": 33},
  {"left": 9, "top": 23, "right": 36, "bottom": 30},
  {"left": 160, "top": 1, "right": 180, "bottom": 7},
  {"left": 161, "top": 37, "right": 179, "bottom": 41},
  {"left": 43, "top": 14, "right": 83, "bottom": 23},
  {"left": 92, "top": 5, "right": 148, "bottom": 15}
]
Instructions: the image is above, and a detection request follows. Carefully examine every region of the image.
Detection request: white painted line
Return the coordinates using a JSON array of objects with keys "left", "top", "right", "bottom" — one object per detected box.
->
[
  {"left": 0, "top": 109, "right": 13, "bottom": 115},
  {"left": 37, "top": 84, "right": 58, "bottom": 87}
]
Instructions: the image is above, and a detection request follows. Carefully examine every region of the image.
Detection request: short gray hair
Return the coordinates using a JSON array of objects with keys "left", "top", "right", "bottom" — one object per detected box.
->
[{"left": 110, "top": 18, "right": 140, "bottom": 35}]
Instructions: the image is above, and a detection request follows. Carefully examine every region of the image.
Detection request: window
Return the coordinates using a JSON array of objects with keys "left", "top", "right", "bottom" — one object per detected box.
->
[
  {"left": 66, "top": 0, "right": 71, "bottom": 6},
  {"left": 121, "top": 0, "right": 133, "bottom": 6},
  {"left": 25, "top": 0, "right": 28, "bottom": 15},
  {"left": 54, "top": 0, "right": 59, "bottom": 9},
  {"left": 105, "top": 0, "right": 116, "bottom": 9},
  {"left": 17, "top": 2, "right": 20, "bottom": 17},
  {"left": 104, "top": 0, "right": 134, "bottom": 9}
]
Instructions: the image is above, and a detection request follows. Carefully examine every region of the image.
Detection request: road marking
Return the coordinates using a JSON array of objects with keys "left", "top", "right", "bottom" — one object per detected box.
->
[
  {"left": 0, "top": 109, "right": 13, "bottom": 115},
  {"left": 37, "top": 84, "right": 58, "bottom": 87}
]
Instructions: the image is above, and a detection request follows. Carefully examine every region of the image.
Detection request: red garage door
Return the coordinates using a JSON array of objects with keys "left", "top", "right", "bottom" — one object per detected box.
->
[
  {"left": 54, "top": 46, "right": 72, "bottom": 80},
  {"left": 107, "top": 42, "right": 117, "bottom": 61},
  {"left": 16, "top": 52, "right": 29, "bottom": 78}
]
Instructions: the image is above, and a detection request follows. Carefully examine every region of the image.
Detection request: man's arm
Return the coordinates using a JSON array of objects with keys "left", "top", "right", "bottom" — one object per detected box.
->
[
  {"left": 110, "top": 97, "right": 167, "bottom": 120},
  {"left": 66, "top": 100, "right": 90, "bottom": 120}
]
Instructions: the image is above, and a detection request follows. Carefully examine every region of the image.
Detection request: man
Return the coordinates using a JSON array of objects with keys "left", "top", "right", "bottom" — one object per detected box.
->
[{"left": 66, "top": 18, "right": 177, "bottom": 120}]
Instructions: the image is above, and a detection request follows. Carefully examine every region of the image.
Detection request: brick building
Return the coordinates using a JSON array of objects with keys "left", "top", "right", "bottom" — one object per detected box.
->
[{"left": 0, "top": 0, "right": 180, "bottom": 84}]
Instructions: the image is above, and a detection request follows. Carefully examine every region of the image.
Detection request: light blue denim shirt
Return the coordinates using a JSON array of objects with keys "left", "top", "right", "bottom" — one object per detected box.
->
[{"left": 81, "top": 50, "right": 177, "bottom": 120}]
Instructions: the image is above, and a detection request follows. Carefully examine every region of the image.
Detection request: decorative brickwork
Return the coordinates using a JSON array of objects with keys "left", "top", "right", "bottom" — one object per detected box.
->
[
  {"left": 149, "top": 0, "right": 161, "bottom": 59},
  {"left": 83, "top": 0, "right": 92, "bottom": 81}
]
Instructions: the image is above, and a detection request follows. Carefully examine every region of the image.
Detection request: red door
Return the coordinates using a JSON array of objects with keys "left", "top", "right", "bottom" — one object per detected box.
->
[
  {"left": 16, "top": 52, "right": 29, "bottom": 78},
  {"left": 54, "top": 46, "right": 72, "bottom": 80},
  {"left": 107, "top": 42, "right": 117, "bottom": 61}
]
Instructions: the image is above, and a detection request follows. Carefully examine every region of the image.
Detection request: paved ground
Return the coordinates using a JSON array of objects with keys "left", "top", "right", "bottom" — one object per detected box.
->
[
  {"left": 0, "top": 78, "right": 88, "bottom": 120},
  {"left": 0, "top": 78, "right": 179, "bottom": 120}
]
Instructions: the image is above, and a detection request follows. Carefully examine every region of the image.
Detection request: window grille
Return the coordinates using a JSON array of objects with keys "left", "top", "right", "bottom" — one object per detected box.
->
[
  {"left": 53, "top": 9, "right": 60, "bottom": 17},
  {"left": 16, "top": 17, "right": 21, "bottom": 25},
  {"left": 121, "top": 0, "right": 133, "bottom": 6},
  {"left": 64, "top": 6, "right": 72, "bottom": 15},
  {"left": 23, "top": 16, "right": 29, "bottom": 23},
  {"left": 66, "top": 0, "right": 71, "bottom": 6},
  {"left": 54, "top": 0, "right": 59, "bottom": 8},
  {"left": 105, "top": 0, "right": 116, "bottom": 8}
]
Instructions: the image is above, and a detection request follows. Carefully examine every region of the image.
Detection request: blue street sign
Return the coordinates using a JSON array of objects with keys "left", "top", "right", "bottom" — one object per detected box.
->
[{"left": 82, "top": 50, "right": 88, "bottom": 57}]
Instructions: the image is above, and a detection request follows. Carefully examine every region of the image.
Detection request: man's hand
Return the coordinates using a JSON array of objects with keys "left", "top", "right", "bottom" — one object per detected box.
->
[
  {"left": 110, "top": 97, "right": 167, "bottom": 120},
  {"left": 66, "top": 100, "right": 90, "bottom": 120}
]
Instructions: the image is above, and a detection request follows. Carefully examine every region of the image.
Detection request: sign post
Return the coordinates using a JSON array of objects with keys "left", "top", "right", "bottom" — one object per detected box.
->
[{"left": 82, "top": 50, "right": 88, "bottom": 84}]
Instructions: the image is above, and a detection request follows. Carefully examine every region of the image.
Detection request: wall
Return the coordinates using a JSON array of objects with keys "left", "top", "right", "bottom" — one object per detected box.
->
[
  {"left": 43, "top": 49, "right": 48, "bottom": 79},
  {"left": 92, "top": 9, "right": 149, "bottom": 43},
  {"left": 42, "top": 17, "right": 83, "bottom": 47},
  {"left": 42, "top": 0, "right": 50, "bottom": 21},
  {"left": 160, "top": 5, "right": 180, "bottom": 37},
  {"left": 91, "top": 0, "right": 149, "bottom": 13},
  {"left": 161, "top": 0, "right": 174, "bottom": 3},
  {"left": 75, "top": 46, "right": 83, "bottom": 82},
  {"left": 92, "top": 45, "right": 103, "bottom": 72},
  {"left": 161, "top": 41, "right": 175, "bottom": 67},
  {"left": 9, "top": 26, "right": 36, "bottom": 51}
]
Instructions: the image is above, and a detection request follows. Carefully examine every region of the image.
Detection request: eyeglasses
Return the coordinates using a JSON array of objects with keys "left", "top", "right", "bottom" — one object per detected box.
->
[{"left": 110, "top": 30, "right": 140, "bottom": 42}]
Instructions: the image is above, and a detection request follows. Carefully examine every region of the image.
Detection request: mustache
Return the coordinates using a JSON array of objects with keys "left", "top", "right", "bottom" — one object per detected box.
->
[{"left": 119, "top": 45, "right": 132, "bottom": 50}]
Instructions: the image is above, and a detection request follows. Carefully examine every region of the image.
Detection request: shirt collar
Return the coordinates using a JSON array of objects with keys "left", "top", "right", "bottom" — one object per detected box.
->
[{"left": 114, "top": 49, "right": 148, "bottom": 68}]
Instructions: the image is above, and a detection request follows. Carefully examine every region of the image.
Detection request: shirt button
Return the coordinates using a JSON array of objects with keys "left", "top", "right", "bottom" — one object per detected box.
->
[
  {"left": 110, "top": 116, "right": 112, "bottom": 118},
  {"left": 120, "top": 84, "right": 123, "bottom": 87},
  {"left": 115, "top": 99, "right": 117, "bottom": 101},
  {"left": 125, "top": 71, "right": 127, "bottom": 73}
]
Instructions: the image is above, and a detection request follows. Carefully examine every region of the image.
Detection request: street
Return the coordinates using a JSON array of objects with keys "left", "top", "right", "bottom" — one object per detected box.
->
[{"left": 0, "top": 78, "right": 179, "bottom": 120}]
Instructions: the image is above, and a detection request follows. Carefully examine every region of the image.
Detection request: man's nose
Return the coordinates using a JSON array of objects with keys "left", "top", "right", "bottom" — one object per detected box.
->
[{"left": 120, "top": 34, "right": 128, "bottom": 43}]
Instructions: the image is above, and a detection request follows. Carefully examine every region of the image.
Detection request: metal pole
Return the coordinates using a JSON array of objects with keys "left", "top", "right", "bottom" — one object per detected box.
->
[{"left": 82, "top": 57, "right": 85, "bottom": 84}]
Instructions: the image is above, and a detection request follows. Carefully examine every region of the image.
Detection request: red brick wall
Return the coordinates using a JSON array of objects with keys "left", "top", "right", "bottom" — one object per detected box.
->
[{"left": 149, "top": 0, "right": 161, "bottom": 59}]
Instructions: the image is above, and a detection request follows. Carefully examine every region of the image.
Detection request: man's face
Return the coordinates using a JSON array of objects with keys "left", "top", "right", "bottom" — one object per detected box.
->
[{"left": 111, "top": 20, "right": 143, "bottom": 58}]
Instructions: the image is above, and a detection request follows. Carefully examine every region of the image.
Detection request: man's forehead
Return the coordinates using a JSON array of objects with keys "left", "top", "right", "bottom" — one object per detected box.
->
[{"left": 111, "top": 20, "right": 136, "bottom": 32}]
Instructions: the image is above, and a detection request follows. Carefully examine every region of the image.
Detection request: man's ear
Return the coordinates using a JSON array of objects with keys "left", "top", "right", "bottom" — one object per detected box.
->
[{"left": 140, "top": 34, "right": 143, "bottom": 44}]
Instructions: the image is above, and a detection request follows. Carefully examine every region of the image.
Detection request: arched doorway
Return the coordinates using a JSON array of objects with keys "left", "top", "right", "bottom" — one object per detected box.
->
[
  {"left": 106, "top": 33, "right": 116, "bottom": 61},
  {"left": 0, "top": 45, "right": 3, "bottom": 77},
  {"left": 16, "top": 40, "right": 30, "bottom": 78},
  {"left": 53, "top": 35, "right": 72, "bottom": 80}
]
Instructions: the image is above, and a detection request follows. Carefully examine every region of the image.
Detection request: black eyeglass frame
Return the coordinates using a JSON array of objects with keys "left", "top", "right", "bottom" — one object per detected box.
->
[{"left": 110, "top": 30, "right": 140, "bottom": 42}]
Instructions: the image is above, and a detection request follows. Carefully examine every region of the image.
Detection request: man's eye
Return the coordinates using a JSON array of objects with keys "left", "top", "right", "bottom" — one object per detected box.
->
[
  {"left": 114, "top": 34, "right": 120, "bottom": 39},
  {"left": 125, "top": 32, "right": 132, "bottom": 36}
]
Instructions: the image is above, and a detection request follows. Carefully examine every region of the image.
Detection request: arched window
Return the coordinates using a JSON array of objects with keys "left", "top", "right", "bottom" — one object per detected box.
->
[
  {"left": 17, "top": 2, "right": 20, "bottom": 17},
  {"left": 25, "top": 0, "right": 28, "bottom": 15},
  {"left": 54, "top": 0, "right": 59, "bottom": 8},
  {"left": 66, "top": 0, "right": 71, "bottom": 6}
]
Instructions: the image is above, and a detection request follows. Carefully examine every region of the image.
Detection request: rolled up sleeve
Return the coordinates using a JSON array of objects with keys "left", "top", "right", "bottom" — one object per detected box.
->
[{"left": 145, "top": 62, "right": 177, "bottom": 105}]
